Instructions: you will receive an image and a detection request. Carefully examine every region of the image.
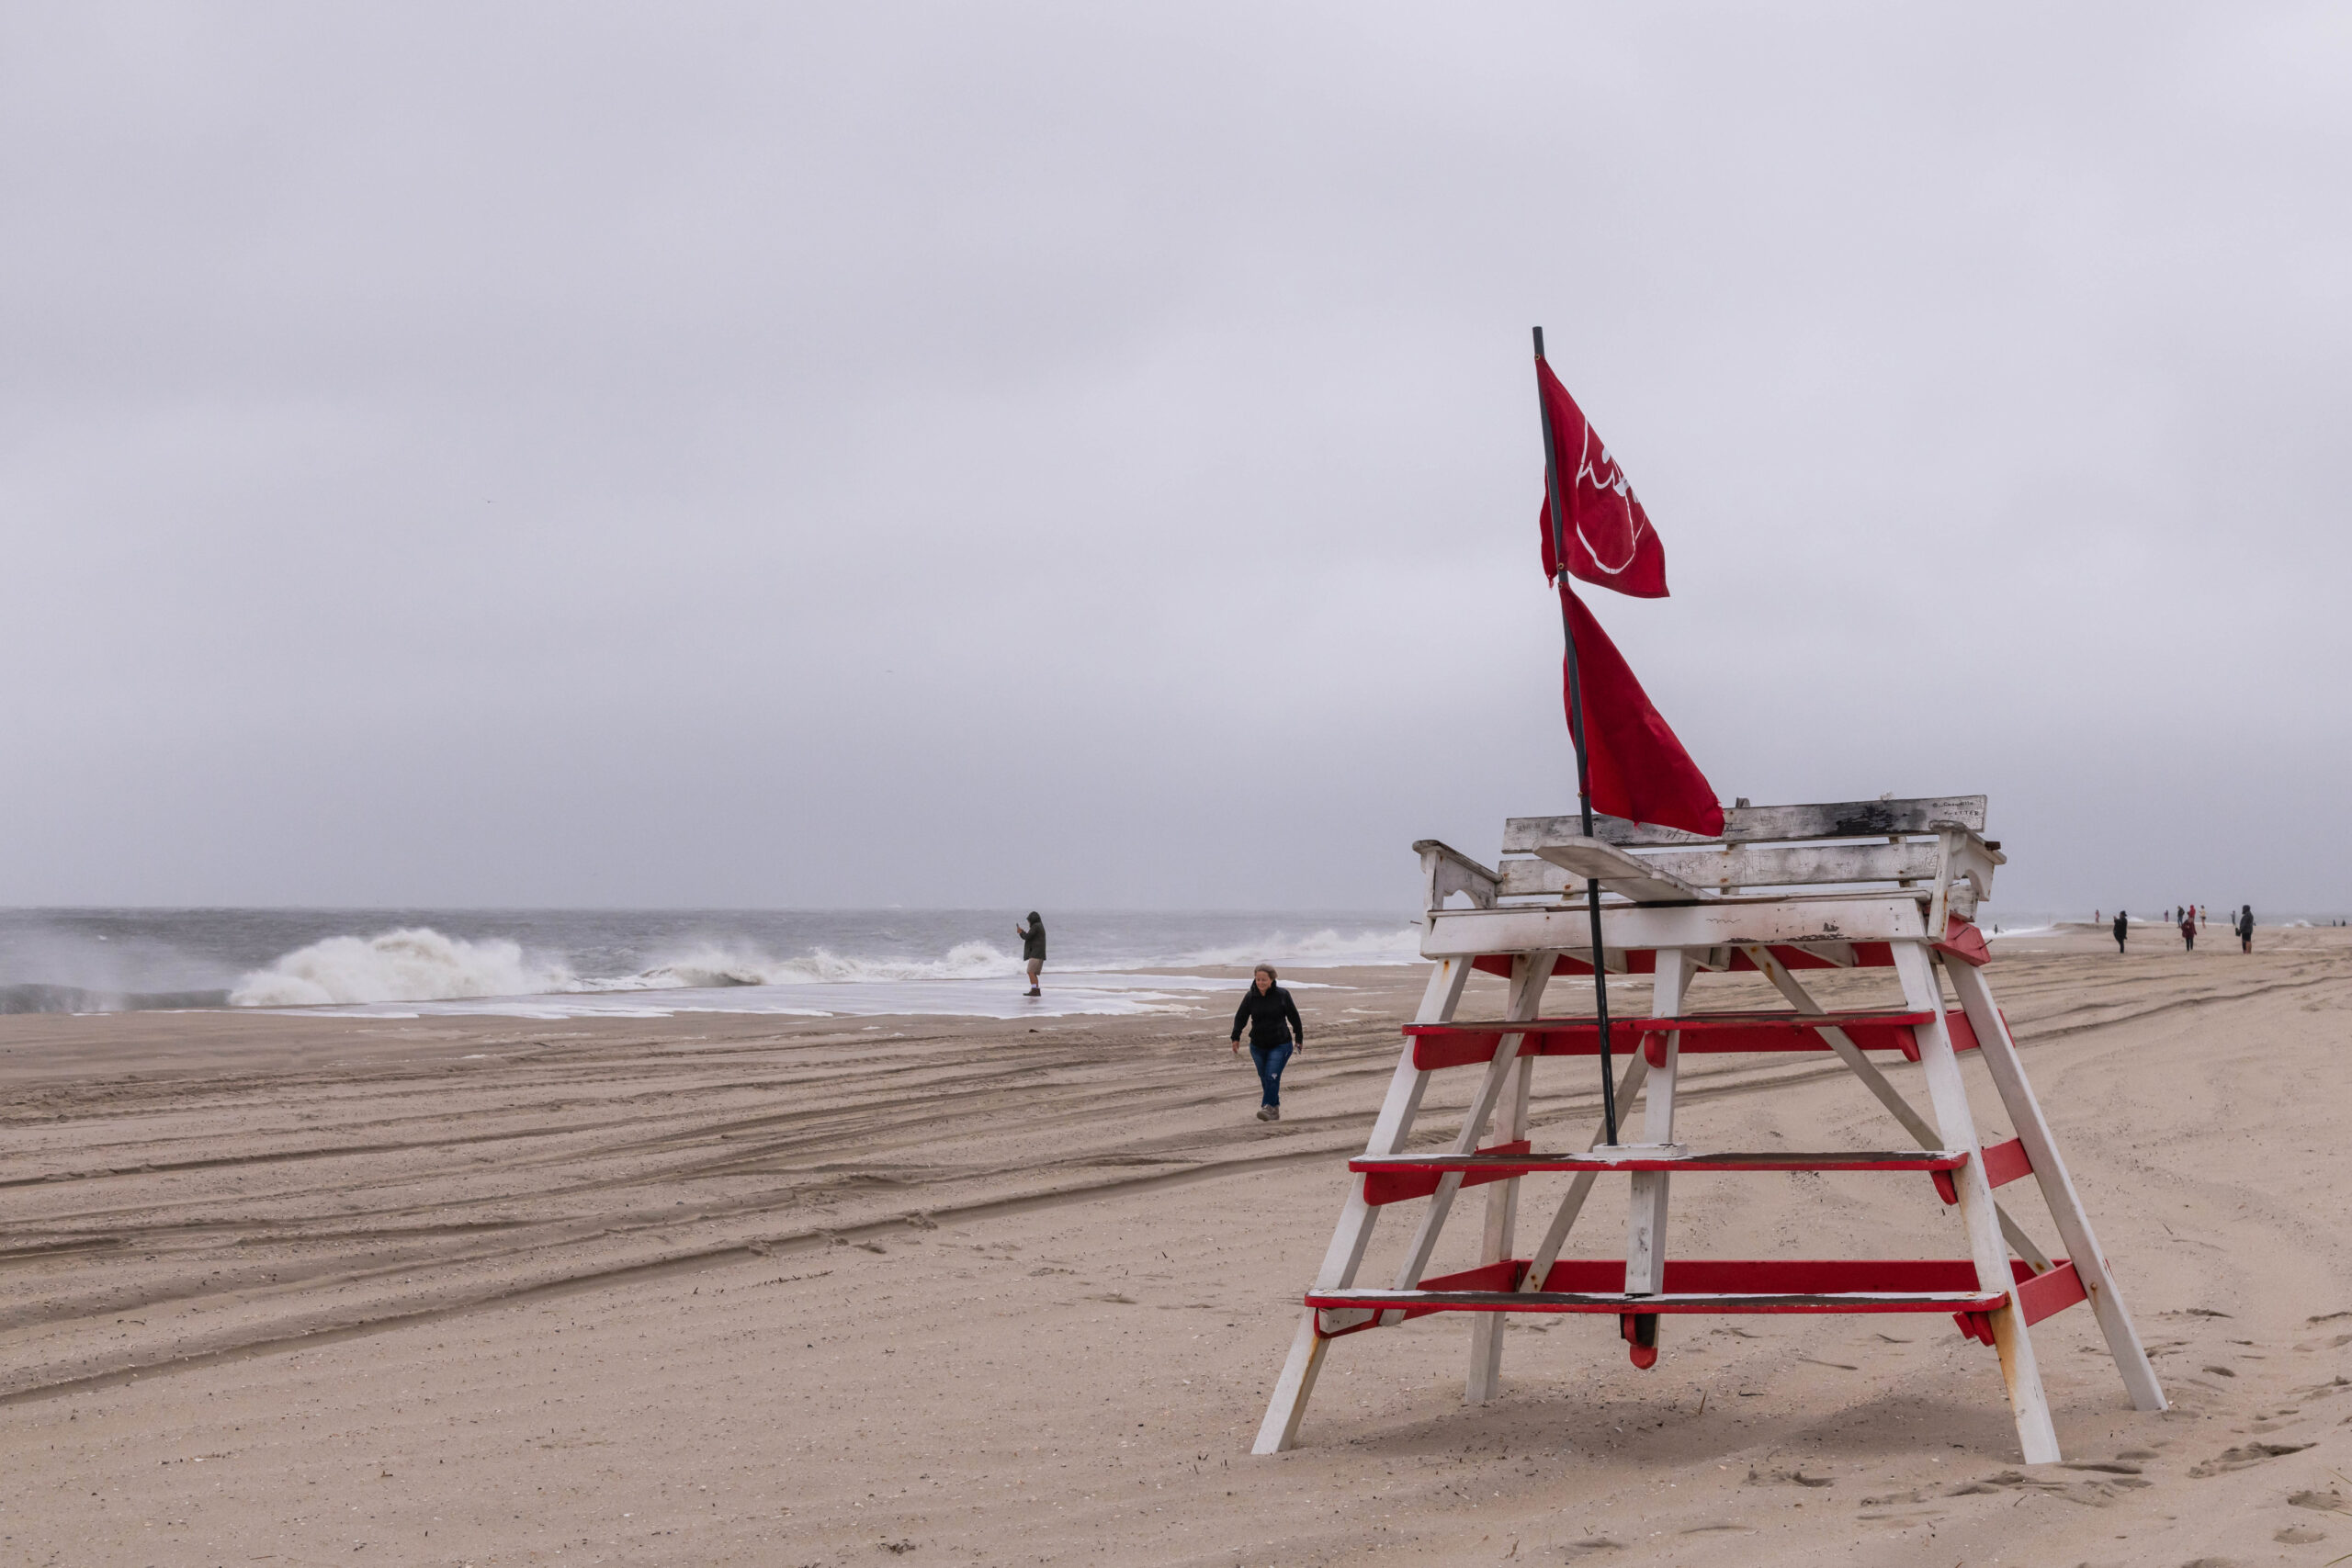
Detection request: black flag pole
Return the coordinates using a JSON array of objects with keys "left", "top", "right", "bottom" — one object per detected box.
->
[{"left": 1532, "top": 326, "right": 1620, "bottom": 1146}]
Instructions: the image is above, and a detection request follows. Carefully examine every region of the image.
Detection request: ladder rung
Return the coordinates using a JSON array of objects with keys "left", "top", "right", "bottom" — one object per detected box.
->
[
  {"left": 1400, "top": 1009, "right": 1983, "bottom": 1070},
  {"left": 1352, "top": 1148, "right": 1965, "bottom": 1178},
  {"left": 1308, "top": 1286, "right": 2009, "bottom": 1315},
  {"left": 1312, "top": 1257, "right": 2034, "bottom": 1328}
]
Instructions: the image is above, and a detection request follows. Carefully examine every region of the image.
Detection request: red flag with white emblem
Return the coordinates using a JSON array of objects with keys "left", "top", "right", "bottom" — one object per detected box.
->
[{"left": 1535, "top": 357, "right": 1668, "bottom": 598}]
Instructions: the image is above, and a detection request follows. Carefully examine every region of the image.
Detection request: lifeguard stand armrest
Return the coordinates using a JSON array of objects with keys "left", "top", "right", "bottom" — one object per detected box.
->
[{"left": 1414, "top": 840, "right": 1501, "bottom": 912}]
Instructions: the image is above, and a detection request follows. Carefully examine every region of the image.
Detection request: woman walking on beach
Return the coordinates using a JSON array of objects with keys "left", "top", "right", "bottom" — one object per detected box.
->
[
  {"left": 2180, "top": 910, "right": 2196, "bottom": 952},
  {"left": 2237, "top": 905, "right": 2255, "bottom": 954},
  {"left": 1229, "top": 964, "right": 1304, "bottom": 1122},
  {"left": 2113, "top": 910, "right": 2129, "bottom": 954},
  {"left": 1015, "top": 912, "right": 1046, "bottom": 997}
]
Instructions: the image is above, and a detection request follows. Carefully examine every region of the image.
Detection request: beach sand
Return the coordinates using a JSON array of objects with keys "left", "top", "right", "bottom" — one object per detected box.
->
[{"left": 5, "top": 928, "right": 2351, "bottom": 1565}]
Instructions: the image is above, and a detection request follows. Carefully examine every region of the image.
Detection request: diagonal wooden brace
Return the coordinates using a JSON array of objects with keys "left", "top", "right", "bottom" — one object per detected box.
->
[{"left": 1743, "top": 946, "right": 2052, "bottom": 1273}]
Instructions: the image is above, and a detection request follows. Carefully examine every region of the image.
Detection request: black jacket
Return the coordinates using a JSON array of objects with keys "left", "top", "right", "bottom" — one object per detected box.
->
[
  {"left": 1019, "top": 919, "right": 1046, "bottom": 962},
  {"left": 1231, "top": 985, "right": 1303, "bottom": 1047}
]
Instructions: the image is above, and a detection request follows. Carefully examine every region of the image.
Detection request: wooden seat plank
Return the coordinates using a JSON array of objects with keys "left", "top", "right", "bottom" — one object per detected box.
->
[{"left": 1527, "top": 837, "right": 1704, "bottom": 904}]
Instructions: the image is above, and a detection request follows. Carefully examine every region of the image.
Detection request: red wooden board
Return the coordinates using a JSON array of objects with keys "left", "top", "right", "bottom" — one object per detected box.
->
[{"left": 1402, "top": 1009, "right": 1981, "bottom": 1071}]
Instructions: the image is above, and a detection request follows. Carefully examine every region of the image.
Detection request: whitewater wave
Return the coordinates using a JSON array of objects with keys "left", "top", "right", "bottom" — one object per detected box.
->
[
  {"left": 1164, "top": 926, "right": 1422, "bottom": 968},
  {"left": 226, "top": 920, "right": 1420, "bottom": 1010},
  {"left": 231, "top": 929, "right": 573, "bottom": 1008},
  {"left": 576, "top": 941, "right": 1023, "bottom": 991}
]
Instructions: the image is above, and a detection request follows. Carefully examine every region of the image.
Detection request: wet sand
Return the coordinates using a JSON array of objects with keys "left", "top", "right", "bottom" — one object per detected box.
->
[{"left": 5, "top": 929, "right": 2352, "bottom": 1565}]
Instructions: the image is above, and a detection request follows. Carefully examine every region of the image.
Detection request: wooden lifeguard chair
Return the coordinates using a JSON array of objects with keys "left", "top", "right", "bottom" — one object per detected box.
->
[{"left": 1253, "top": 795, "right": 2165, "bottom": 1461}]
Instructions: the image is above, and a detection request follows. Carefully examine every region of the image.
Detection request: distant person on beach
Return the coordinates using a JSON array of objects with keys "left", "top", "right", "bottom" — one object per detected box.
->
[
  {"left": 1229, "top": 964, "right": 1304, "bottom": 1122},
  {"left": 2237, "top": 906, "right": 2254, "bottom": 954},
  {"left": 2180, "top": 910, "right": 2196, "bottom": 952},
  {"left": 1016, "top": 912, "right": 1046, "bottom": 997},
  {"left": 2113, "top": 911, "right": 2129, "bottom": 953}
]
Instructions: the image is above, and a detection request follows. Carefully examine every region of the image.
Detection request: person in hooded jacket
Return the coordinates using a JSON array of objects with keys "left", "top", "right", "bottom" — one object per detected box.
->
[
  {"left": 2236, "top": 905, "right": 2255, "bottom": 954},
  {"left": 2112, "top": 910, "right": 2129, "bottom": 953},
  {"left": 1229, "top": 964, "right": 1304, "bottom": 1122},
  {"left": 1015, "top": 912, "right": 1046, "bottom": 997}
]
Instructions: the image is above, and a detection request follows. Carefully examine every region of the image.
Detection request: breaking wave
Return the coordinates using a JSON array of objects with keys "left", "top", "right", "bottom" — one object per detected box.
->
[
  {"left": 576, "top": 941, "right": 1023, "bottom": 991},
  {"left": 1165, "top": 926, "right": 1422, "bottom": 968},
  {"left": 231, "top": 929, "right": 573, "bottom": 1008},
  {"left": 223, "top": 920, "right": 1419, "bottom": 1010}
]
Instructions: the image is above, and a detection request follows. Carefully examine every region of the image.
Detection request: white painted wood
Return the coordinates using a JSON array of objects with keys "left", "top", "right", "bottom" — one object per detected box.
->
[
  {"left": 1317, "top": 1286, "right": 2011, "bottom": 1312},
  {"left": 1505, "top": 812, "right": 1717, "bottom": 851},
  {"left": 1253, "top": 955, "right": 1470, "bottom": 1454},
  {"left": 1514, "top": 1052, "right": 1649, "bottom": 1293},
  {"left": 1467, "top": 1038, "right": 1542, "bottom": 1403},
  {"left": 1385, "top": 953, "right": 1560, "bottom": 1327},
  {"left": 1945, "top": 960, "right": 2166, "bottom": 1413},
  {"left": 1423, "top": 893, "right": 1931, "bottom": 960},
  {"left": 1625, "top": 950, "right": 1698, "bottom": 1298},
  {"left": 1746, "top": 946, "right": 2052, "bottom": 1273},
  {"left": 1500, "top": 841, "right": 1948, "bottom": 899},
  {"left": 1529, "top": 837, "right": 1705, "bottom": 904},
  {"left": 1415, "top": 839, "right": 1499, "bottom": 913},
  {"left": 1894, "top": 943, "right": 2060, "bottom": 1464},
  {"left": 1505, "top": 795, "right": 1987, "bottom": 852}
]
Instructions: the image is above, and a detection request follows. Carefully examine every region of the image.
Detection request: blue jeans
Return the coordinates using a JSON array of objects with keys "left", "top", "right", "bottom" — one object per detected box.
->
[{"left": 1250, "top": 1041, "right": 1294, "bottom": 1107}]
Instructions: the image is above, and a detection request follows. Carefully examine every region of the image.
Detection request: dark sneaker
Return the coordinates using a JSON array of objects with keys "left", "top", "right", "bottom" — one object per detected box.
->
[
  {"left": 1255, "top": 1106, "right": 1273, "bottom": 1122},
  {"left": 1026, "top": 987, "right": 1041, "bottom": 997},
  {"left": 1268, "top": 1106, "right": 1281, "bottom": 1121}
]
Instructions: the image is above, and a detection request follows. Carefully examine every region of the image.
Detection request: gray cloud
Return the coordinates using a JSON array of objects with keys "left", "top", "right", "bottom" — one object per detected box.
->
[{"left": 4, "top": 5, "right": 2346, "bottom": 913}]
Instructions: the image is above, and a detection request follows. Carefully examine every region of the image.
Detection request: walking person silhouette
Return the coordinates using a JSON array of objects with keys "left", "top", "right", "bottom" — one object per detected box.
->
[{"left": 1228, "top": 964, "right": 1304, "bottom": 1122}]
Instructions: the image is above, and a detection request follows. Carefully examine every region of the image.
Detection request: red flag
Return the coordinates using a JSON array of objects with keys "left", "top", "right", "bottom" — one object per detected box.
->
[
  {"left": 1560, "top": 582, "right": 1724, "bottom": 838},
  {"left": 1537, "top": 358, "right": 1668, "bottom": 598}
]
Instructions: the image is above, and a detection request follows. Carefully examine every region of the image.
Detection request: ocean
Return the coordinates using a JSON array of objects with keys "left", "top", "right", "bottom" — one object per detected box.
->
[{"left": 0, "top": 908, "right": 1424, "bottom": 1021}]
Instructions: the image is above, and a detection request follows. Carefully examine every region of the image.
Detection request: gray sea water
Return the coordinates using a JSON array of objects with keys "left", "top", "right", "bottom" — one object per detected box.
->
[{"left": 0, "top": 908, "right": 1423, "bottom": 1021}]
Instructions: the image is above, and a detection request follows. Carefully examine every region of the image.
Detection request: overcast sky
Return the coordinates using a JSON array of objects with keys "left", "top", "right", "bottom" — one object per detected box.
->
[{"left": 3, "top": 5, "right": 2346, "bottom": 914}]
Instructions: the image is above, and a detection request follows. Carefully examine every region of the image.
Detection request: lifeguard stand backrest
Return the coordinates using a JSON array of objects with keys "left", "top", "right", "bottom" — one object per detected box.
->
[{"left": 1491, "top": 795, "right": 1997, "bottom": 906}]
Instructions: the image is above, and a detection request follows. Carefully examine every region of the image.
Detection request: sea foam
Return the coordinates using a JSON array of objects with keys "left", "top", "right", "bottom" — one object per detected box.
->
[{"left": 230, "top": 928, "right": 572, "bottom": 1008}]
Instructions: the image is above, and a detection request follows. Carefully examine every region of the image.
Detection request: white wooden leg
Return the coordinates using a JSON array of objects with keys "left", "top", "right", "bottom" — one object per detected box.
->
[
  {"left": 1624, "top": 951, "right": 1698, "bottom": 1297},
  {"left": 1467, "top": 1049, "right": 1537, "bottom": 1403},
  {"left": 1385, "top": 953, "right": 1561, "bottom": 1314},
  {"left": 1945, "top": 960, "right": 2166, "bottom": 1412},
  {"left": 1894, "top": 943, "right": 2061, "bottom": 1463},
  {"left": 1747, "top": 946, "right": 2052, "bottom": 1272},
  {"left": 1253, "top": 956, "right": 1470, "bottom": 1453},
  {"left": 1516, "top": 1051, "right": 1648, "bottom": 1291}
]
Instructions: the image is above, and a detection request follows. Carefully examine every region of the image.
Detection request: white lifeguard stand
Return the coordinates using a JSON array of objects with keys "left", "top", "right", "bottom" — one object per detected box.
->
[{"left": 1254, "top": 795, "right": 2165, "bottom": 1461}]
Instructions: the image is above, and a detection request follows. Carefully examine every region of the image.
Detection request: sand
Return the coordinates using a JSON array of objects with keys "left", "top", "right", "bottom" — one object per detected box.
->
[{"left": 5, "top": 928, "right": 2352, "bottom": 1566}]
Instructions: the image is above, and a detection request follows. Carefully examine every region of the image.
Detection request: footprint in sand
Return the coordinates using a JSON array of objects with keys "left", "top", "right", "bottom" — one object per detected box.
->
[{"left": 2187, "top": 1441, "right": 2313, "bottom": 1477}]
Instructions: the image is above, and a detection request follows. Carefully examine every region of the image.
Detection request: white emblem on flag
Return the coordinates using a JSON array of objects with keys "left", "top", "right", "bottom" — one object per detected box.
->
[{"left": 1574, "top": 422, "right": 1649, "bottom": 578}]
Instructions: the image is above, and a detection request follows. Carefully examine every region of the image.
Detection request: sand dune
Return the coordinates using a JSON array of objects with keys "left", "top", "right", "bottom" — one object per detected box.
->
[{"left": 4, "top": 930, "right": 2350, "bottom": 1564}]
